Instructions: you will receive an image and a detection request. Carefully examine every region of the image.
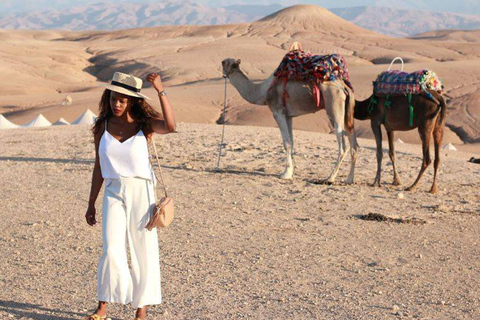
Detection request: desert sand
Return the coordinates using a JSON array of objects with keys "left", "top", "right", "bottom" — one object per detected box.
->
[
  {"left": 1, "top": 4, "right": 480, "bottom": 320},
  {"left": 0, "top": 123, "right": 479, "bottom": 319}
]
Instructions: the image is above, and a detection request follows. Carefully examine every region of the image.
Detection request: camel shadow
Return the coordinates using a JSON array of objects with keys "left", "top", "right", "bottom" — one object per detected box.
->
[
  {"left": 0, "top": 156, "right": 279, "bottom": 179},
  {"left": 0, "top": 300, "right": 87, "bottom": 320},
  {"left": 0, "top": 156, "right": 94, "bottom": 165},
  {"left": 361, "top": 145, "right": 413, "bottom": 157},
  {"left": 207, "top": 167, "right": 279, "bottom": 178}
]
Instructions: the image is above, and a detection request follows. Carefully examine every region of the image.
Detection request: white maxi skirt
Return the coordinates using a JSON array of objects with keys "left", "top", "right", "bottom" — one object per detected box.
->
[{"left": 97, "top": 177, "right": 162, "bottom": 308}]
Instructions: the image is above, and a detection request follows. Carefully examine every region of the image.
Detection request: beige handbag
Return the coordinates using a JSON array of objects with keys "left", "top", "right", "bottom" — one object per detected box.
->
[{"left": 146, "top": 135, "right": 174, "bottom": 230}]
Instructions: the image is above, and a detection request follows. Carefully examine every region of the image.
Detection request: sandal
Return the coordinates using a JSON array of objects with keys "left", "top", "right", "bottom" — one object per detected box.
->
[{"left": 86, "top": 314, "right": 107, "bottom": 320}]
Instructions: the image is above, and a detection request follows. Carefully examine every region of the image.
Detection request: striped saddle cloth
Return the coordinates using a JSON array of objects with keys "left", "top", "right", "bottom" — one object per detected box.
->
[
  {"left": 273, "top": 50, "right": 353, "bottom": 90},
  {"left": 272, "top": 49, "right": 353, "bottom": 108},
  {"left": 373, "top": 69, "right": 443, "bottom": 96}
]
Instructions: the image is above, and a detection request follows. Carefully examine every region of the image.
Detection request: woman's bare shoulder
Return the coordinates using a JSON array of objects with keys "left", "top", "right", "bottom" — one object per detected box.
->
[{"left": 93, "top": 120, "right": 105, "bottom": 142}]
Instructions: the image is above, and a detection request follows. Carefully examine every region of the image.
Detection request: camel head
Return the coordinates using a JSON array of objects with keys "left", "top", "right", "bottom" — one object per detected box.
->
[{"left": 221, "top": 58, "right": 241, "bottom": 77}]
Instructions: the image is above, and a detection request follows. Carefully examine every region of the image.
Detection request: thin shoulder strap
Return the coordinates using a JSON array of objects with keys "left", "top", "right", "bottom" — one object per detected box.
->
[
  {"left": 149, "top": 135, "right": 168, "bottom": 198},
  {"left": 104, "top": 120, "right": 107, "bottom": 131}
]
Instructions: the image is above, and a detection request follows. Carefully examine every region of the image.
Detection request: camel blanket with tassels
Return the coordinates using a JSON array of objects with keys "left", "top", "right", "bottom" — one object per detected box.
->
[
  {"left": 271, "top": 50, "right": 354, "bottom": 109},
  {"left": 373, "top": 69, "right": 443, "bottom": 96},
  {"left": 371, "top": 69, "right": 443, "bottom": 127}
]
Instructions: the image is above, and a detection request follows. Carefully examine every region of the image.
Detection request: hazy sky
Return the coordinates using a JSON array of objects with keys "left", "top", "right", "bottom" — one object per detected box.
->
[{"left": 0, "top": 0, "right": 478, "bottom": 16}]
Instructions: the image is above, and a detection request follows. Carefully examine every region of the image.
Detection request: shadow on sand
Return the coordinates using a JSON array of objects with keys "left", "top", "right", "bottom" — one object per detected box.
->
[
  {"left": 0, "top": 300, "right": 88, "bottom": 320},
  {"left": 0, "top": 156, "right": 94, "bottom": 165},
  {"left": 0, "top": 156, "right": 284, "bottom": 179}
]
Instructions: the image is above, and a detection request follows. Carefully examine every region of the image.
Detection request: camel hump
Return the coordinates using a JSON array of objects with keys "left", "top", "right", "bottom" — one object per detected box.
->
[{"left": 289, "top": 42, "right": 302, "bottom": 51}]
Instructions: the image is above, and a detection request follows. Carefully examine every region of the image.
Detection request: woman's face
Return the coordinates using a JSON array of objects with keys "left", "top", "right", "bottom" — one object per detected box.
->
[{"left": 110, "top": 91, "right": 133, "bottom": 117}]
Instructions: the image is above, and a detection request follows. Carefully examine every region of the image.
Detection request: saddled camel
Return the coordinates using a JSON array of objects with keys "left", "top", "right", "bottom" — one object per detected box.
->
[
  {"left": 221, "top": 58, "right": 358, "bottom": 183},
  {"left": 354, "top": 90, "right": 447, "bottom": 193}
]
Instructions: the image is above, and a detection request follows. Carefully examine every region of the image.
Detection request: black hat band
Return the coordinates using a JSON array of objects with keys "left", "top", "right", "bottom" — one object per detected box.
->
[{"left": 110, "top": 81, "right": 141, "bottom": 93}]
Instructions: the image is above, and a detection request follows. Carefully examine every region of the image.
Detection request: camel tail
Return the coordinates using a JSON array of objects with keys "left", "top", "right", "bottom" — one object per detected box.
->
[
  {"left": 344, "top": 84, "right": 355, "bottom": 133},
  {"left": 437, "top": 94, "right": 447, "bottom": 126}
]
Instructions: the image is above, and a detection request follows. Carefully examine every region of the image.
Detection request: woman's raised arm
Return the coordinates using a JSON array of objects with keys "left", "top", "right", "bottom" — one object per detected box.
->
[{"left": 146, "top": 73, "right": 176, "bottom": 134}]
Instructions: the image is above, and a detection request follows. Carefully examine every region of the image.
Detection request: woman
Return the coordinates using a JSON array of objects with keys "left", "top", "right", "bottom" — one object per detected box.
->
[{"left": 85, "top": 71, "right": 176, "bottom": 320}]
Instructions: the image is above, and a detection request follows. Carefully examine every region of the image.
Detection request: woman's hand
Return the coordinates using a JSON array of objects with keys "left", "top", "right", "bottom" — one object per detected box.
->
[
  {"left": 146, "top": 73, "right": 164, "bottom": 93},
  {"left": 85, "top": 206, "right": 97, "bottom": 226}
]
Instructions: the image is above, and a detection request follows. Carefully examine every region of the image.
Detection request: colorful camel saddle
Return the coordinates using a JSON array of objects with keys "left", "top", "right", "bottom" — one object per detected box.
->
[
  {"left": 272, "top": 48, "right": 353, "bottom": 108},
  {"left": 371, "top": 69, "right": 443, "bottom": 126},
  {"left": 373, "top": 69, "right": 443, "bottom": 96}
]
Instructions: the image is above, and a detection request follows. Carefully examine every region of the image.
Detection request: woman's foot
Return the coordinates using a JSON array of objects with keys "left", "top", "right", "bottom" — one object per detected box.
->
[
  {"left": 135, "top": 306, "right": 147, "bottom": 319},
  {"left": 88, "top": 301, "right": 107, "bottom": 319}
]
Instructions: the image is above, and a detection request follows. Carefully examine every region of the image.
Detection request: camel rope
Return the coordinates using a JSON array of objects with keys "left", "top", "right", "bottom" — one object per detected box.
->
[
  {"left": 388, "top": 57, "right": 404, "bottom": 71},
  {"left": 216, "top": 75, "right": 228, "bottom": 170}
]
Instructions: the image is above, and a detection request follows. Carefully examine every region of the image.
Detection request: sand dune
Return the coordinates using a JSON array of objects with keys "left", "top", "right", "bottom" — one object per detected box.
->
[{"left": 0, "top": 4, "right": 479, "bottom": 149}]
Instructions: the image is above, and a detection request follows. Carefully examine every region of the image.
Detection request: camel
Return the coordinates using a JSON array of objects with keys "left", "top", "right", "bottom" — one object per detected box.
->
[
  {"left": 354, "top": 90, "right": 447, "bottom": 193},
  {"left": 221, "top": 58, "right": 358, "bottom": 183}
]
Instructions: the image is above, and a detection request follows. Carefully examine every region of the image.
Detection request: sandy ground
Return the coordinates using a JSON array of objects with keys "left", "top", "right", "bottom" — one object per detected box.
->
[{"left": 1, "top": 123, "right": 479, "bottom": 319}]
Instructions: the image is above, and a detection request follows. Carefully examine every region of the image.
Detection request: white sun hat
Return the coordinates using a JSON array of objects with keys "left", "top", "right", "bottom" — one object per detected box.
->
[{"left": 102, "top": 72, "right": 150, "bottom": 100}]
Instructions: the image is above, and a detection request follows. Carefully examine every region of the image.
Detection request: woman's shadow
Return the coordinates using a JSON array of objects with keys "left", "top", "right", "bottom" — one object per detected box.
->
[{"left": 0, "top": 300, "right": 91, "bottom": 320}]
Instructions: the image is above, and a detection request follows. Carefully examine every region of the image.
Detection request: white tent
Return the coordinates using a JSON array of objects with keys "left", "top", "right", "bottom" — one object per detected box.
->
[
  {"left": 443, "top": 143, "right": 457, "bottom": 151},
  {"left": 72, "top": 109, "right": 97, "bottom": 125},
  {"left": 53, "top": 117, "right": 70, "bottom": 126},
  {"left": 0, "top": 114, "right": 20, "bottom": 129},
  {"left": 23, "top": 114, "right": 52, "bottom": 128}
]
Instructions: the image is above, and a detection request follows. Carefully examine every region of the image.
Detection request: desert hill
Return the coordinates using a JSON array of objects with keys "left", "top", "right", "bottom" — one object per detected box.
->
[
  {"left": 0, "top": 1, "right": 283, "bottom": 31},
  {"left": 331, "top": 6, "right": 480, "bottom": 37},
  {"left": 412, "top": 29, "right": 480, "bottom": 43},
  {"left": 2, "top": 1, "right": 480, "bottom": 38},
  {"left": 0, "top": 5, "right": 479, "bottom": 148}
]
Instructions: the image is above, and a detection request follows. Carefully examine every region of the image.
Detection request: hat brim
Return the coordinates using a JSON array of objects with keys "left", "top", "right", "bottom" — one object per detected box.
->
[{"left": 101, "top": 83, "right": 151, "bottom": 100}]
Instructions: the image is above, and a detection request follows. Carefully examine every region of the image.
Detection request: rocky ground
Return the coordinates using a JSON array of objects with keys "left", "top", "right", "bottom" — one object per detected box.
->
[{"left": 0, "top": 123, "right": 479, "bottom": 319}]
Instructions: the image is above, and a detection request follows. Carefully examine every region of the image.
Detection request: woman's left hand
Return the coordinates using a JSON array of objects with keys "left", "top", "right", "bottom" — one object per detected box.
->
[{"left": 146, "top": 73, "right": 164, "bottom": 93}]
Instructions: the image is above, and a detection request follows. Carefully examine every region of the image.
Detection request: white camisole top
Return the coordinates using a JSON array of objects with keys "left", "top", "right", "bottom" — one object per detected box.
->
[{"left": 99, "top": 120, "right": 153, "bottom": 181}]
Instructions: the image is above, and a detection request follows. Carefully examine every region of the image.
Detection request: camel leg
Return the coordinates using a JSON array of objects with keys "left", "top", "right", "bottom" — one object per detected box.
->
[
  {"left": 430, "top": 120, "right": 444, "bottom": 194},
  {"left": 324, "top": 99, "right": 348, "bottom": 184},
  {"left": 371, "top": 121, "right": 383, "bottom": 187},
  {"left": 406, "top": 125, "right": 433, "bottom": 192},
  {"left": 287, "top": 116, "right": 295, "bottom": 155},
  {"left": 273, "top": 111, "right": 294, "bottom": 180},
  {"left": 324, "top": 127, "right": 348, "bottom": 184},
  {"left": 345, "top": 129, "right": 358, "bottom": 184},
  {"left": 387, "top": 130, "right": 402, "bottom": 186}
]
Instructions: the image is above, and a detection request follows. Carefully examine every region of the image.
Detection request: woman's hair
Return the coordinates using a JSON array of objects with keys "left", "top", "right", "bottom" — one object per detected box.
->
[{"left": 92, "top": 89, "right": 163, "bottom": 139}]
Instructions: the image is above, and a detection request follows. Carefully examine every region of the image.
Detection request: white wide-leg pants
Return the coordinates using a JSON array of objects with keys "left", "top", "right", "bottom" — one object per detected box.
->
[{"left": 97, "top": 177, "right": 162, "bottom": 309}]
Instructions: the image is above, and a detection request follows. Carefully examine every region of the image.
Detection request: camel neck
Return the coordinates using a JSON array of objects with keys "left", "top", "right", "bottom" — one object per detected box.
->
[
  {"left": 228, "top": 69, "right": 272, "bottom": 106},
  {"left": 354, "top": 96, "right": 374, "bottom": 120}
]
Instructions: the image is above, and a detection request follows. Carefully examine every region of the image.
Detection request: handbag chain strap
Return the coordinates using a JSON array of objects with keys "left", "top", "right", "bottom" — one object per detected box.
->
[{"left": 149, "top": 134, "right": 169, "bottom": 200}]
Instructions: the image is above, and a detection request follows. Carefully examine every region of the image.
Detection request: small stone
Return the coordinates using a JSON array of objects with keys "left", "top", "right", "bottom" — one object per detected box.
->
[
  {"left": 397, "top": 192, "right": 405, "bottom": 199},
  {"left": 392, "top": 305, "right": 400, "bottom": 311}
]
